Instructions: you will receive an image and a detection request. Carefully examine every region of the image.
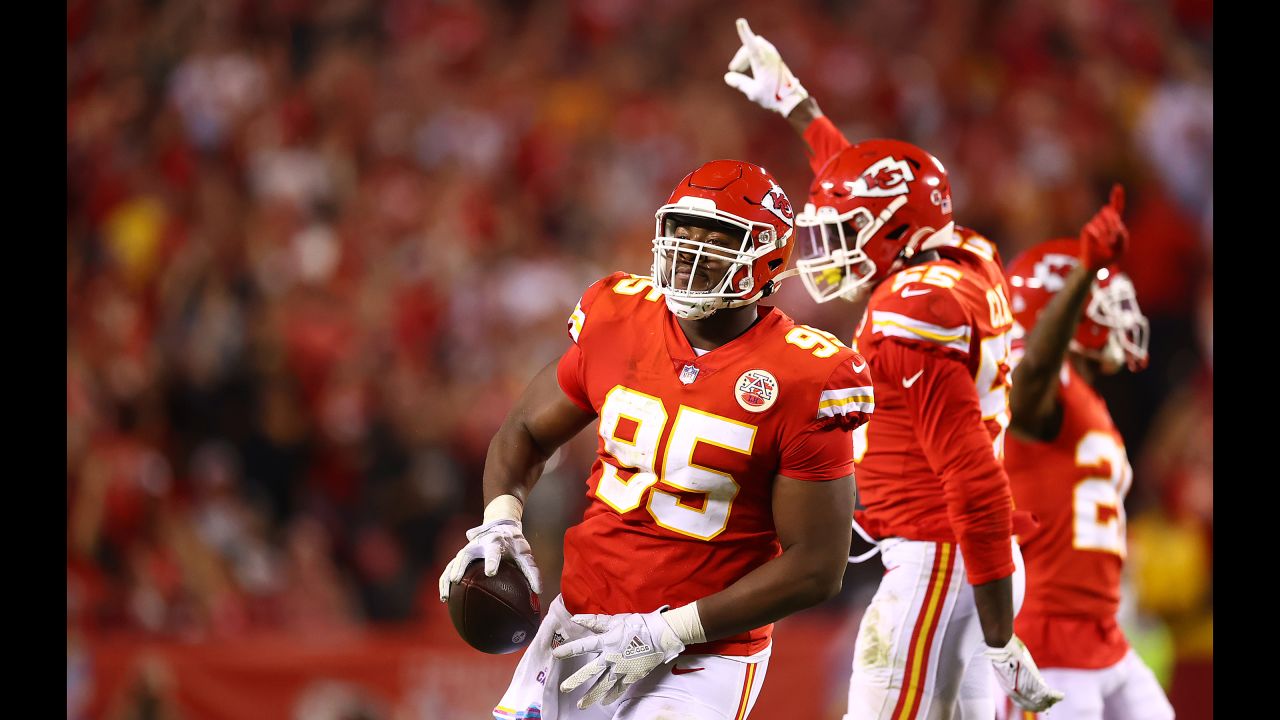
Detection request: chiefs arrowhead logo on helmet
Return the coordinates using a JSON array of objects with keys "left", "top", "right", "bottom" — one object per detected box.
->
[
  {"left": 759, "top": 180, "right": 795, "bottom": 228},
  {"left": 1030, "top": 253, "right": 1079, "bottom": 293},
  {"left": 1007, "top": 239, "right": 1149, "bottom": 373},
  {"left": 796, "top": 139, "right": 954, "bottom": 304},
  {"left": 843, "top": 157, "right": 915, "bottom": 198}
]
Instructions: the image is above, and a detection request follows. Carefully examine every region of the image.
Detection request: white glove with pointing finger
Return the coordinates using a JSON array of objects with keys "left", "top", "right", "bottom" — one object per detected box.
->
[{"left": 724, "top": 17, "right": 810, "bottom": 117}]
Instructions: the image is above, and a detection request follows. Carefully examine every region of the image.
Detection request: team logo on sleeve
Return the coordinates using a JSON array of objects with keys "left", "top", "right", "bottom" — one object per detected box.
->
[{"left": 735, "top": 369, "right": 779, "bottom": 412}]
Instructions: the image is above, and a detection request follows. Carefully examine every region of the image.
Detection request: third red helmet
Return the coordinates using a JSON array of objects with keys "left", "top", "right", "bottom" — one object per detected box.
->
[{"left": 1006, "top": 238, "right": 1150, "bottom": 372}]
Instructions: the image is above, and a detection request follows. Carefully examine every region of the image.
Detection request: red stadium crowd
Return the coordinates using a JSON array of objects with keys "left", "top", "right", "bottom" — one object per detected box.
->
[{"left": 67, "top": 0, "right": 1211, "bottom": 717}]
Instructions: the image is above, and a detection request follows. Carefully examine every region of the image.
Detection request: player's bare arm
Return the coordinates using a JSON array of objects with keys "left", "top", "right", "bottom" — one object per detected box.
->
[
  {"left": 1008, "top": 263, "right": 1094, "bottom": 441},
  {"left": 971, "top": 576, "right": 1015, "bottom": 646},
  {"left": 785, "top": 96, "right": 823, "bottom": 137},
  {"left": 438, "top": 360, "right": 596, "bottom": 601},
  {"left": 694, "top": 472, "right": 855, "bottom": 639},
  {"left": 482, "top": 359, "right": 598, "bottom": 507},
  {"left": 1010, "top": 185, "right": 1129, "bottom": 442}
]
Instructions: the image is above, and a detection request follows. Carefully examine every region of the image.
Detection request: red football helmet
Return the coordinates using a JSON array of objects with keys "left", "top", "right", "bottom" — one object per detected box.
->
[
  {"left": 653, "top": 159, "right": 796, "bottom": 319},
  {"left": 795, "top": 139, "right": 955, "bottom": 302},
  {"left": 1006, "top": 238, "right": 1149, "bottom": 372}
]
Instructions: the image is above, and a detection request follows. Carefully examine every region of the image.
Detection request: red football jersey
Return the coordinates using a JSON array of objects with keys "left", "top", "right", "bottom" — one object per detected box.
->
[
  {"left": 1006, "top": 355, "right": 1132, "bottom": 668},
  {"left": 803, "top": 115, "right": 1021, "bottom": 584},
  {"left": 555, "top": 272, "right": 873, "bottom": 656},
  {"left": 851, "top": 228, "right": 1021, "bottom": 584}
]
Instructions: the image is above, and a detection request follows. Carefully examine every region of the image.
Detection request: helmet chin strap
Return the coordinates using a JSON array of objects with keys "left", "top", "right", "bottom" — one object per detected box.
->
[
  {"left": 665, "top": 294, "right": 719, "bottom": 319},
  {"left": 1100, "top": 333, "right": 1126, "bottom": 370},
  {"left": 771, "top": 267, "right": 802, "bottom": 284},
  {"left": 916, "top": 222, "right": 958, "bottom": 254},
  {"left": 664, "top": 289, "right": 762, "bottom": 320},
  {"left": 1069, "top": 334, "right": 1126, "bottom": 374}
]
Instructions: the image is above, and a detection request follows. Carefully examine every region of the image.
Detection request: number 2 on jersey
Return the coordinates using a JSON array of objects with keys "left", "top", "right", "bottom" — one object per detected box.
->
[
  {"left": 596, "top": 386, "right": 756, "bottom": 540},
  {"left": 1073, "top": 432, "right": 1131, "bottom": 556}
]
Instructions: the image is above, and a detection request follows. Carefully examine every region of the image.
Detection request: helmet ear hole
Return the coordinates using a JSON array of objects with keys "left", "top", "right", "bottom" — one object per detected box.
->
[{"left": 885, "top": 224, "right": 909, "bottom": 241}]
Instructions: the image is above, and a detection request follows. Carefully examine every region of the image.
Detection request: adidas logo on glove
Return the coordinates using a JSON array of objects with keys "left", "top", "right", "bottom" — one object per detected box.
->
[{"left": 622, "top": 635, "right": 653, "bottom": 658}]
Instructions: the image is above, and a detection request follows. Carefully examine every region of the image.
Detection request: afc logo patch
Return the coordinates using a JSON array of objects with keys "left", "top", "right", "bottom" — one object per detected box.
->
[{"left": 735, "top": 369, "right": 779, "bottom": 413}]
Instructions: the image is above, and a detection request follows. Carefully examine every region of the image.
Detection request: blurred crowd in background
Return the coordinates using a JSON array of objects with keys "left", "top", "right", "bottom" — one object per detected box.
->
[{"left": 67, "top": 0, "right": 1211, "bottom": 715}]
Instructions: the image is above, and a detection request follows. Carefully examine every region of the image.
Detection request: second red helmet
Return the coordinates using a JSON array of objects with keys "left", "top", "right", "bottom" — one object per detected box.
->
[{"left": 795, "top": 139, "right": 955, "bottom": 302}]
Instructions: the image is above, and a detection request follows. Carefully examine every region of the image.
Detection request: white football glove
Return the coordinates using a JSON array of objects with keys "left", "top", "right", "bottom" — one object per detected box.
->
[
  {"left": 552, "top": 609, "right": 686, "bottom": 709},
  {"left": 724, "top": 17, "right": 810, "bottom": 117},
  {"left": 985, "top": 635, "right": 1066, "bottom": 712},
  {"left": 437, "top": 517, "right": 542, "bottom": 602}
]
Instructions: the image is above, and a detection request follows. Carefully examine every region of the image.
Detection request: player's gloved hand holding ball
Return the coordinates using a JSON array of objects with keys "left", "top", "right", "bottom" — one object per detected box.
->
[
  {"left": 723, "top": 18, "right": 809, "bottom": 117},
  {"left": 438, "top": 495, "right": 542, "bottom": 602},
  {"left": 1079, "top": 184, "right": 1128, "bottom": 272},
  {"left": 985, "top": 635, "right": 1066, "bottom": 712}
]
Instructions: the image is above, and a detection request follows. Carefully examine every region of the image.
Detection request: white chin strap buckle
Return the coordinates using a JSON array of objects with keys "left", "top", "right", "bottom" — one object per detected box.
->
[{"left": 665, "top": 294, "right": 719, "bottom": 319}]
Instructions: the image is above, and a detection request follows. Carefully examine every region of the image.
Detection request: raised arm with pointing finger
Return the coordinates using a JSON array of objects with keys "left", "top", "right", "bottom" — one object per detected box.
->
[{"left": 724, "top": 18, "right": 1064, "bottom": 717}]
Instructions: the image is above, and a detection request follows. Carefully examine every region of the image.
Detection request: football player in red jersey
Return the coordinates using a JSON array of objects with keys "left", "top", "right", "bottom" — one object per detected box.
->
[
  {"left": 1000, "top": 188, "right": 1174, "bottom": 720},
  {"left": 438, "top": 159, "right": 875, "bottom": 719},
  {"left": 725, "top": 19, "right": 1063, "bottom": 718}
]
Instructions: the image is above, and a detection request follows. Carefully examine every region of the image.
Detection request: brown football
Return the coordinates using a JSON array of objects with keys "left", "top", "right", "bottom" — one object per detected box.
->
[{"left": 447, "top": 558, "right": 541, "bottom": 654}]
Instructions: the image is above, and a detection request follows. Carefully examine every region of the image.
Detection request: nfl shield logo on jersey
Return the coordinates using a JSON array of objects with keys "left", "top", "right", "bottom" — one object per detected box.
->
[
  {"left": 735, "top": 369, "right": 779, "bottom": 412},
  {"left": 680, "top": 364, "right": 700, "bottom": 385}
]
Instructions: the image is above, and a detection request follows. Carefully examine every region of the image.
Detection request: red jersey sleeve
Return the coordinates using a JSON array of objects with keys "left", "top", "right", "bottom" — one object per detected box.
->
[
  {"left": 556, "top": 343, "right": 592, "bottom": 412},
  {"left": 877, "top": 339, "right": 1015, "bottom": 584},
  {"left": 779, "top": 353, "right": 874, "bottom": 481},
  {"left": 803, "top": 115, "right": 852, "bottom": 175},
  {"left": 566, "top": 272, "right": 628, "bottom": 345},
  {"left": 557, "top": 273, "right": 630, "bottom": 412}
]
